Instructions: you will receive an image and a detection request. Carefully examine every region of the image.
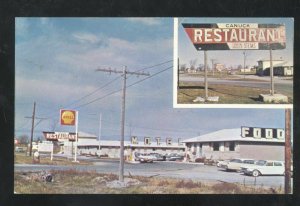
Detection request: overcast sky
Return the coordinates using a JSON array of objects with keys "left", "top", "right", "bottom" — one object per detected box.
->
[
  {"left": 15, "top": 18, "right": 291, "bottom": 141},
  {"left": 178, "top": 17, "right": 294, "bottom": 68}
]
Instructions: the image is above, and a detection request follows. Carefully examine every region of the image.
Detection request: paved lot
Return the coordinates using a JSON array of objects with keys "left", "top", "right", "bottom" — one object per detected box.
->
[
  {"left": 179, "top": 74, "right": 293, "bottom": 97},
  {"left": 15, "top": 159, "right": 291, "bottom": 188}
]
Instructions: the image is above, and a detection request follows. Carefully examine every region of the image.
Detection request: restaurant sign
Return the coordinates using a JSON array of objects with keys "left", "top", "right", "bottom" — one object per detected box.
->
[
  {"left": 182, "top": 23, "right": 286, "bottom": 50},
  {"left": 43, "top": 132, "right": 76, "bottom": 141}
]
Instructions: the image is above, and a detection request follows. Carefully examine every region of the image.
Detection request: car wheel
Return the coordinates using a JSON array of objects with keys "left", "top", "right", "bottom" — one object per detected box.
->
[{"left": 252, "top": 170, "right": 260, "bottom": 177}]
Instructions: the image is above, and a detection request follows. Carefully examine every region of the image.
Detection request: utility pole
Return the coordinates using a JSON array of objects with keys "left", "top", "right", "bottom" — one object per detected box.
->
[
  {"left": 177, "top": 58, "right": 179, "bottom": 89},
  {"left": 25, "top": 102, "right": 47, "bottom": 156},
  {"left": 285, "top": 108, "right": 292, "bottom": 194},
  {"left": 29, "top": 102, "right": 36, "bottom": 157},
  {"left": 98, "top": 113, "right": 102, "bottom": 151},
  {"left": 96, "top": 66, "right": 149, "bottom": 182}
]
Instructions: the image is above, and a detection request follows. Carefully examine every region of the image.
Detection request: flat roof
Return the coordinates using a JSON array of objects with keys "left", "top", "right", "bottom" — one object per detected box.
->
[
  {"left": 76, "top": 139, "right": 185, "bottom": 148},
  {"left": 182, "top": 128, "right": 285, "bottom": 143}
]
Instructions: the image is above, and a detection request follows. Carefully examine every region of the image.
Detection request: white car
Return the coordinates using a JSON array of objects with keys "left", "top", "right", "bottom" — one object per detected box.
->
[
  {"left": 134, "top": 153, "right": 154, "bottom": 163},
  {"left": 241, "top": 160, "right": 285, "bottom": 177},
  {"left": 220, "top": 158, "right": 255, "bottom": 172}
]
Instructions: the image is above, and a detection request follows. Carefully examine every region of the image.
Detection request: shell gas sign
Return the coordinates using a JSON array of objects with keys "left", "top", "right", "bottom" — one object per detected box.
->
[{"left": 60, "top": 109, "right": 76, "bottom": 126}]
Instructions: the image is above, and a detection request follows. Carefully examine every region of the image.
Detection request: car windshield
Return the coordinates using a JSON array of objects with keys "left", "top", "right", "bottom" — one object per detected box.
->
[
  {"left": 243, "top": 160, "right": 255, "bottom": 164},
  {"left": 230, "top": 159, "right": 241, "bottom": 163},
  {"left": 256, "top": 160, "right": 267, "bottom": 166}
]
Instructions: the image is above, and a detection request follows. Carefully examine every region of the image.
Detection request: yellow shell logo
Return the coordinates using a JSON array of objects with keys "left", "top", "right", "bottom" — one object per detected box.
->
[{"left": 61, "top": 110, "right": 75, "bottom": 125}]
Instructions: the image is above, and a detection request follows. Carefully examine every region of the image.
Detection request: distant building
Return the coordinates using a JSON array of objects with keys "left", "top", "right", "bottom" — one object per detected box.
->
[
  {"left": 257, "top": 59, "right": 293, "bottom": 76},
  {"left": 182, "top": 127, "right": 286, "bottom": 161},
  {"left": 215, "top": 63, "right": 224, "bottom": 72}
]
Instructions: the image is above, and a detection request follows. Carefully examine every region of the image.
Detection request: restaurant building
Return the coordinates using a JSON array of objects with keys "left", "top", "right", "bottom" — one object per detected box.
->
[{"left": 182, "top": 127, "right": 286, "bottom": 161}]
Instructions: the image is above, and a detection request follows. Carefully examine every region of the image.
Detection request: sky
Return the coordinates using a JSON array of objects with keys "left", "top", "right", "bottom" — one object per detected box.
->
[
  {"left": 15, "top": 17, "right": 291, "bottom": 141},
  {"left": 178, "top": 17, "right": 294, "bottom": 68}
]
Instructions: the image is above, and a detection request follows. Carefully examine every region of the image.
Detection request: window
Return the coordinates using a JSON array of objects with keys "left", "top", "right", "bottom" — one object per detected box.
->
[
  {"left": 274, "top": 162, "right": 283, "bottom": 166},
  {"left": 266, "top": 162, "right": 273, "bottom": 166},
  {"left": 213, "top": 142, "right": 219, "bottom": 151},
  {"left": 229, "top": 142, "right": 235, "bottom": 151}
]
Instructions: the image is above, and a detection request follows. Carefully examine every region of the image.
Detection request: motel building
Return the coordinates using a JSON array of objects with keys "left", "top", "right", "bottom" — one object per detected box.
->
[
  {"left": 61, "top": 132, "right": 185, "bottom": 158},
  {"left": 182, "top": 127, "right": 286, "bottom": 162}
]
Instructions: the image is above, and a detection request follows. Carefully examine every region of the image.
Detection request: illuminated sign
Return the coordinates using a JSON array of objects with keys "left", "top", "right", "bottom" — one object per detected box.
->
[
  {"left": 43, "top": 132, "right": 76, "bottom": 141},
  {"left": 241, "top": 127, "right": 284, "bottom": 139},
  {"left": 60, "top": 109, "right": 76, "bottom": 126},
  {"left": 182, "top": 23, "right": 286, "bottom": 50}
]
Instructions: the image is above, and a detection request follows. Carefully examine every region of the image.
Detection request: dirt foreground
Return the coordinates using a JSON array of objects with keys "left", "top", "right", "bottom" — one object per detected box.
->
[{"left": 14, "top": 169, "right": 283, "bottom": 194}]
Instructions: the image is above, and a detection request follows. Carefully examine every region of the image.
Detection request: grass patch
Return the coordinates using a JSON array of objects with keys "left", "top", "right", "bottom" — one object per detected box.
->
[
  {"left": 14, "top": 153, "right": 92, "bottom": 165},
  {"left": 14, "top": 171, "right": 283, "bottom": 194},
  {"left": 177, "top": 82, "right": 293, "bottom": 104}
]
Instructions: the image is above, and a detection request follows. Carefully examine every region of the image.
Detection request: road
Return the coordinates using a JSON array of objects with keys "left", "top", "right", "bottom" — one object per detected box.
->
[
  {"left": 179, "top": 74, "right": 293, "bottom": 97},
  {"left": 15, "top": 160, "right": 290, "bottom": 188}
]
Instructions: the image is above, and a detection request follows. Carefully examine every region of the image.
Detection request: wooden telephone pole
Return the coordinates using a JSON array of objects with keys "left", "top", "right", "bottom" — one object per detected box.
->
[
  {"left": 96, "top": 66, "right": 149, "bottom": 182},
  {"left": 25, "top": 102, "right": 47, "bottom": 156},
  {"left": 285, "top": 108, "right": 292, "bottom": 194}
]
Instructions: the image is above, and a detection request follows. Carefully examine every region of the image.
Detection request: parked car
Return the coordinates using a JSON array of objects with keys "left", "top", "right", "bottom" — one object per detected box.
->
[
  {"left": 241, "top": 160, "right": 285, "bottom": 177},
  {"left": 217, "top": 159, "right": 230, "bottom": 168},
  {"left": 221, "top": 158, "right": 255, "bottom": 172},
  {"left": 150, "top": 153, "right": 165, "bottom": 161},
  {"left": 134, "top": 152, "right": 154, "bottom": 163},
  {"left": 165, "top": 153, "right": 184, "bottom": 161},
  {"left": 15, "top": 147, "right": 25, "bottom": 152}
]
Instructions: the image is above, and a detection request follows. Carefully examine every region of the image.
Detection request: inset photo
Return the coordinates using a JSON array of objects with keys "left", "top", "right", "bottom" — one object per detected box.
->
[{"left": 173, "top": 18, "right": 293, "bottom": 107}]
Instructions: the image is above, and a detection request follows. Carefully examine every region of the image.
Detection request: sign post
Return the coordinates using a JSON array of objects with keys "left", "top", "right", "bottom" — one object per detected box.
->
[
  {"left": 204, "top": 50, "right": 208, "bottom": 100},
  {"left": 270, "top": 48, "right": 274, "bottom": 95},
  {"left": 60, "top": 109, "right": 78, "bottom": 162},
  {"left": 74, "top": 111, "right": 79, "bottom": 162}
]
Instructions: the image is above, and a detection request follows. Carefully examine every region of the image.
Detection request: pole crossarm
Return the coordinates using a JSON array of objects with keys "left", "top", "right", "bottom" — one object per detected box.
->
[{"left": 96, "top": 68, "right": 150, "bottom": 76}]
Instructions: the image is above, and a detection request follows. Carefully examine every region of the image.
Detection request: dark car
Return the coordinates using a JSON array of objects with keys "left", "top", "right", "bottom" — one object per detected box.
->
[{"left": 166, "top": 153, "right": 184, "bottom": 161}]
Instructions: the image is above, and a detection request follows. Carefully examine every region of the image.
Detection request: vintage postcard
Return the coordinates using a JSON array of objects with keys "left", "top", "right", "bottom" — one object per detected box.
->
[{"left": 14, "top": 17, "right": 293, "bottom": 194}]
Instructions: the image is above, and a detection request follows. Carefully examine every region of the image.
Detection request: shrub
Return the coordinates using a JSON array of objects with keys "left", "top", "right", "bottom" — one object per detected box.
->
[
  {"left": 195, "top": 157, "right": 205, "bottom": 163},
  {"left": 212, "top": 182, "right": 241, "bottom": 193},
  {"left": 175, "top": 180, "right": 202, "bottom": 189}
]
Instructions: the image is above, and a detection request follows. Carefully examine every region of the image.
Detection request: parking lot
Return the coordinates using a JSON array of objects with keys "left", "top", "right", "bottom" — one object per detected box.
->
[{"left": 15, "top": 158, "right": 290, "bottom": 188}]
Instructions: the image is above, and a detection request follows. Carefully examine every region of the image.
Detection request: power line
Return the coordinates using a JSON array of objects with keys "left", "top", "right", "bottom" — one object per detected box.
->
[
  {"left": 64, "top": 76, "right": 121, "bottom": 108},
  {"left": 73, "top": 65, "right": 172, "bottom": 109},
  {"left": 135, "top": 59, "right": 172, "bottom": 72},
  {"left": 37, "top": 60, "right": 172, "bottom": 118},
  {"left": 127, "top": 66, "right": 172, "bottom": 88}
]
